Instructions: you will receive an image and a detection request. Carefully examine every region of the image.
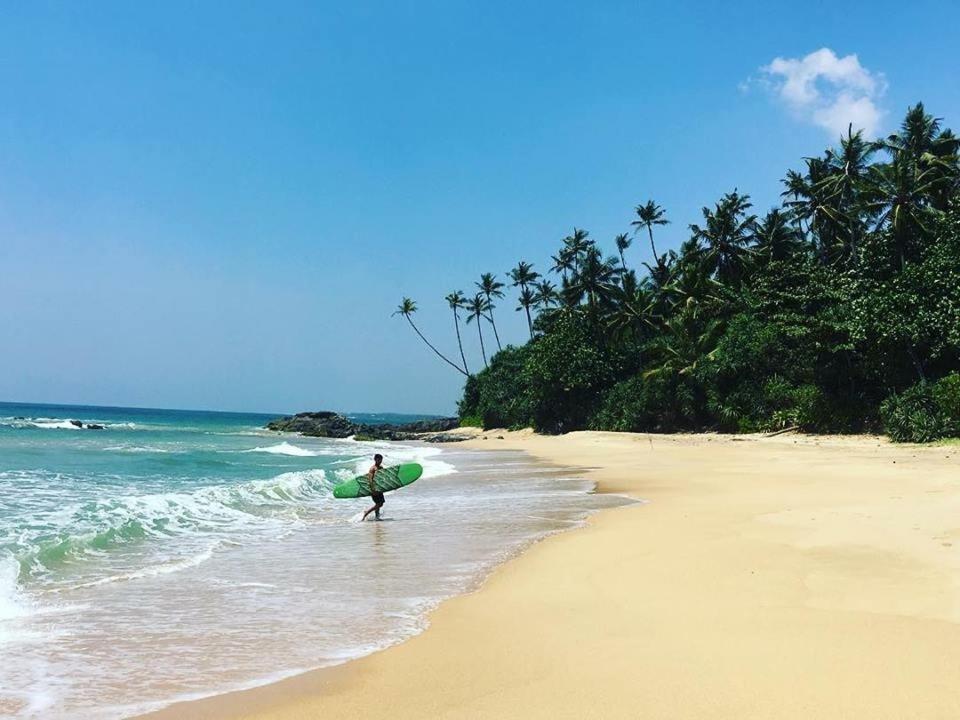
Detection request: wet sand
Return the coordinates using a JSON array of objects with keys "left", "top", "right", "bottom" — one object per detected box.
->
[{"left": 138, "top": 430, "right": 960, "bottom": 719}]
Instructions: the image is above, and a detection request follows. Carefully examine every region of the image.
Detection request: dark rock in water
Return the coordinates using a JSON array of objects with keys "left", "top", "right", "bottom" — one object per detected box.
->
[
  {"left": 265, "top": 411, "right": 356, "bottom": 438},
  {"left": 85, "top": 424, "right": 106, "bottom": 430},
  {"left": 265, "top": 412, "right": 461, "bottom": 441},
  {"left": 69, "top": 420, "right": 83, "bottom": 428},
  {"left": 355, "top": 416, "right": 461, "bottom": 441}
]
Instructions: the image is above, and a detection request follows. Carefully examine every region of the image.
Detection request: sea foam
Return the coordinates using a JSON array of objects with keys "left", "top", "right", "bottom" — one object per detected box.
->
[
  {"left": 8, "top": 469, "right": 332, "bottom": 579},
  {"left": 0, "top": 554, "right": 27, "bottom": 624},
  {"left": 243, "top": 442, "right": 319, "bottom": 457}
]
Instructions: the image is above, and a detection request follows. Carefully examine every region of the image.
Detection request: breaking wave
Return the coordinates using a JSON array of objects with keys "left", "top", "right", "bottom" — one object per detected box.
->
[
  {"left": 242, "top": 442, "right": 319, "bottom": 457},
  {"left": 0, "top": 417, "right": 135, "bottom": 431},
  {"left": 5, "top": 469, "right": 333, "bottom": 580},
  {"left": 0, "top": 553, "right": 27, "bottom": 624}
]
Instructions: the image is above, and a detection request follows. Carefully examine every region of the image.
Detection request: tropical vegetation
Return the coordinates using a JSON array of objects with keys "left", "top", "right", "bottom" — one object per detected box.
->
[{"left": 396, "top": 104, "right": 960, "bottom": 441}]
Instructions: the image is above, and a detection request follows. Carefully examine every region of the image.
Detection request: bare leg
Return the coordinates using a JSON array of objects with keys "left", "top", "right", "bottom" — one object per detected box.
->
[
  {"left": 362, "top": 504, "right": 377, "bottom": 521},
  {"left": 374, "top": 501, "right": 383, "bottom": 520}
]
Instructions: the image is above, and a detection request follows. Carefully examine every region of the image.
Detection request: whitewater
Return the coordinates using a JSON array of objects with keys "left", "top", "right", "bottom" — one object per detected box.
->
[{"left": 0, "top": 402, "right": 627, "bottom": 719}]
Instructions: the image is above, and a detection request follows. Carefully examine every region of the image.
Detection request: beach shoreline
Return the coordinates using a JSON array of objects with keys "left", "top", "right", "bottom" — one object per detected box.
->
[{"left": 137, "top": 430, "right": 960, "bottom": 720}]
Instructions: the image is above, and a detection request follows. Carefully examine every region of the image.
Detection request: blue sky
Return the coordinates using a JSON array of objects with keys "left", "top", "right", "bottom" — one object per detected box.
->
[{"left": 1, "top": 1, "right": 957, "bottom": 415}]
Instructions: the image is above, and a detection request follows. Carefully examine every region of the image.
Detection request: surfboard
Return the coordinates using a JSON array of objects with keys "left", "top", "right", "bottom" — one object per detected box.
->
[{"left": 333, "top": 463, "right": 423, "bottom": 499}]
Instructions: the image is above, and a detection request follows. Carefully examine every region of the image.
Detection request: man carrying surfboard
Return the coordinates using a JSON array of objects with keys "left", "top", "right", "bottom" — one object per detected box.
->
[{"left": 361, "top": 453, "right": 386, "bottom": 521}]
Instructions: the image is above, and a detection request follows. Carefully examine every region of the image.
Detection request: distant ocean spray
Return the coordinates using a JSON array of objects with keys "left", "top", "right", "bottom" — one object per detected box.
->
[{"left": 0, "top": 402, "right": 627, "bottom": 719}]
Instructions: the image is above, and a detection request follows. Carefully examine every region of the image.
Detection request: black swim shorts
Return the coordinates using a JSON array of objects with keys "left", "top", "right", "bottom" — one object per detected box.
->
[{"left": 371, "top": 491, "right": 385, "bottom": 505}]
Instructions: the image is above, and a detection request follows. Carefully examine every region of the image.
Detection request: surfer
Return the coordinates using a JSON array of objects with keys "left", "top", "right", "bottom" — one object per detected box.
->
[{"left": 361, "top": 454, "right": 386, "bottom": 521}]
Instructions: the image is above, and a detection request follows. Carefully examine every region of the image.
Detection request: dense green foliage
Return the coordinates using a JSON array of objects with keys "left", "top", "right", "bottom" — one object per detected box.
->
[
  {"left": 880, "top": 373, "right": 960, "bottom": 442},
  {"left": 405, "top": 105, "right": 960, "bottom": 441}
]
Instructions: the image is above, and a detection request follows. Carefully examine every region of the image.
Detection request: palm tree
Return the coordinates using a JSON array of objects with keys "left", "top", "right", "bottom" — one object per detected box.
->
[
  {"left": 881, "top": 102, "right": 959, "bottom": 185},
  {"left": 864, "top": 103, "right": 960, "bottom": 267},
  {"left": 752, "top": 209, "right": 804, "bottom": 264},
  {"left": 476, "top": 273, "right": 505, "bottom": 351},
  {"left": 552, "top": 228, "right": 593, "bottom": 280},
  {"left": 783, "top": 156, "right": 852, "bottom": 264},
  {"left": 516, "top": 287, "right": 538, "bottom": 335},
  {"left": 444, "top": 290, "right": 469, "bottom": 375},
  {"left": 689, "top": 190, "right": 757, "bottom": 285},
  {"left": 550, "top": 249, "right": 576, "bottom": 281},
  {"left": 642, "top": 249, "right": 676, "bottom": 304},
  {"left": 607, "top": 272, "right": 657, "bottom": 345},
  {"left": 614, "top": 233, "right": 632, "bottom": 270},
  {"left": 643, "top": 309, "right": 725, "bottom": 379},
  {"left": 864, "top": 158, "right": 945, "bottom": 267},
  {"left": 393, "top": 298, "right": 468, "bottom": 376},
  {"left": 509, "top": 261, "right": 541, "bottom": 337},
  {"left": 663, "top": 240, "right": 725, "bottom": 316},
  {"left": 568, "top": 246, "right": 620, "bottom": 310},
  {"left": 632, "top": 200, "right": 669, "bottom": 267},
  {"left": 464, "top": 294, "right": 492, "bottom": 369},
  {"left": 782, "top": 168, "right": 811, "bottom": 234},
  {"left": 811, "top": 124, "right": 877, "bottom": 262},
  {"left": 533, "top": 279, "right": 560, "bottom": 309}
]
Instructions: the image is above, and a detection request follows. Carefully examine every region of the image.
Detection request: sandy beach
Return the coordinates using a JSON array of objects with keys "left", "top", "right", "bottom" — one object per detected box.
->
[{"left": 140, "top": 430, "right": 960, "bottom": 720}]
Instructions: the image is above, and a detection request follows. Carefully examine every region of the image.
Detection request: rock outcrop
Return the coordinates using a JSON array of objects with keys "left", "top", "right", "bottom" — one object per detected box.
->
[
  {"left": 265, "top": 411, "right": 357, "bottom": 438},
  {"left": 265, "top": 412, "right": 463, "bottom": 442}
]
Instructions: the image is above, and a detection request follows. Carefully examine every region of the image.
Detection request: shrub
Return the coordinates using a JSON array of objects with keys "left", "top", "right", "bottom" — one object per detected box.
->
[
  {"left": 700, "top": 314, "right": 816, "bottom": 431},
  {"left": 457, "top": 345, "right": 533, "bottom": 429},
  {"left": 881, "top": 373, "right": 960, "bottom": 442},
  {"left": 522, "top": 310, "right": 624, "bottom": 433},
  {"left": 761, "top": 378, "right": 822, "bottom": 431},
  {"left": 590, "top": 373, "right": 702, "bottom": 433},
  {"left": 933, "top": 372, "right": 960, "bottom": 423}
]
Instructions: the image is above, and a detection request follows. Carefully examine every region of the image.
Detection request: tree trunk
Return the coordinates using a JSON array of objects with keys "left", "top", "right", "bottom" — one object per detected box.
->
[
  {"left": 647, "top": 226, "right": 660, "bottom": 266},
  {"left": 488, "top": 308, "right": 503, "bottom": 351},
  {"left": 907, "top": 344, "right": 926, "bottom": 381},
  {"left": 453, "top": 310, "right": 469, "bottom": 375},
  {"left": 476, "top": 320, "right": 488, "bottom": 368},
  {"left": 406, "top": 316, "right": 468, "bottom": 376}
]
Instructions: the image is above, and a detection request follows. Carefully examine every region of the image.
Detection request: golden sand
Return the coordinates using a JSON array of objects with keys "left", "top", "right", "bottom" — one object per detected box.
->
[{"left": 140, "top": 431, "right": 960, "bottom": 719}]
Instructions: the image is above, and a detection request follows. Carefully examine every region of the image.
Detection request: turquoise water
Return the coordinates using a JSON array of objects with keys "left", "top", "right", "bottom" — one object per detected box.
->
[
  {"left": 0, "top": 402, "right": 627, "bottom": 719},
  {"left": 0, "top": 403, "right": 441, "bottom": 595}
]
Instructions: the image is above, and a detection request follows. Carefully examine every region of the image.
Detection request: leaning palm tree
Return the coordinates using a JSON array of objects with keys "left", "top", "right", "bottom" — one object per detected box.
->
[
  {"left": 508, "top": 261, "right": 541, "bottom": 337},
  {"left": 631, "top": 200, "right": 670, "bottom": 267},
  {"left": 614, "top": 233, "right": 632, "bottom": 270},
  {"left": 476, "top": 273, "right": 506, "bottom": 351},
  {"left": 464, "top": 294, "right": 492, "bottom": 369},
  {"left": 393, "top": 298, "right": 467, "bottom": 376},
  {"left": 444, "top": 290, "right": 470, "bottom": 375}
]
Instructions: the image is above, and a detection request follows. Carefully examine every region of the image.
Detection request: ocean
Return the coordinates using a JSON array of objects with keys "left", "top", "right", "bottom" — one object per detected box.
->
[{"left": 0, "top": 402, "right": 628, "bottom": 719}]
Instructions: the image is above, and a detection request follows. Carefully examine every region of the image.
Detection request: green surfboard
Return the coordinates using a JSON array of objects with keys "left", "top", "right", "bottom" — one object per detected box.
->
[{"left": 333, "top": 463, "right": 423, "bottom": 499}]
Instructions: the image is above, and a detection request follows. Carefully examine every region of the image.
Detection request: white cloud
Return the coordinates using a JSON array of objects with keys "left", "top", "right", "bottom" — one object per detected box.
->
[{"left": 757, "top": 48, "right": 887, "bottom": 138}]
